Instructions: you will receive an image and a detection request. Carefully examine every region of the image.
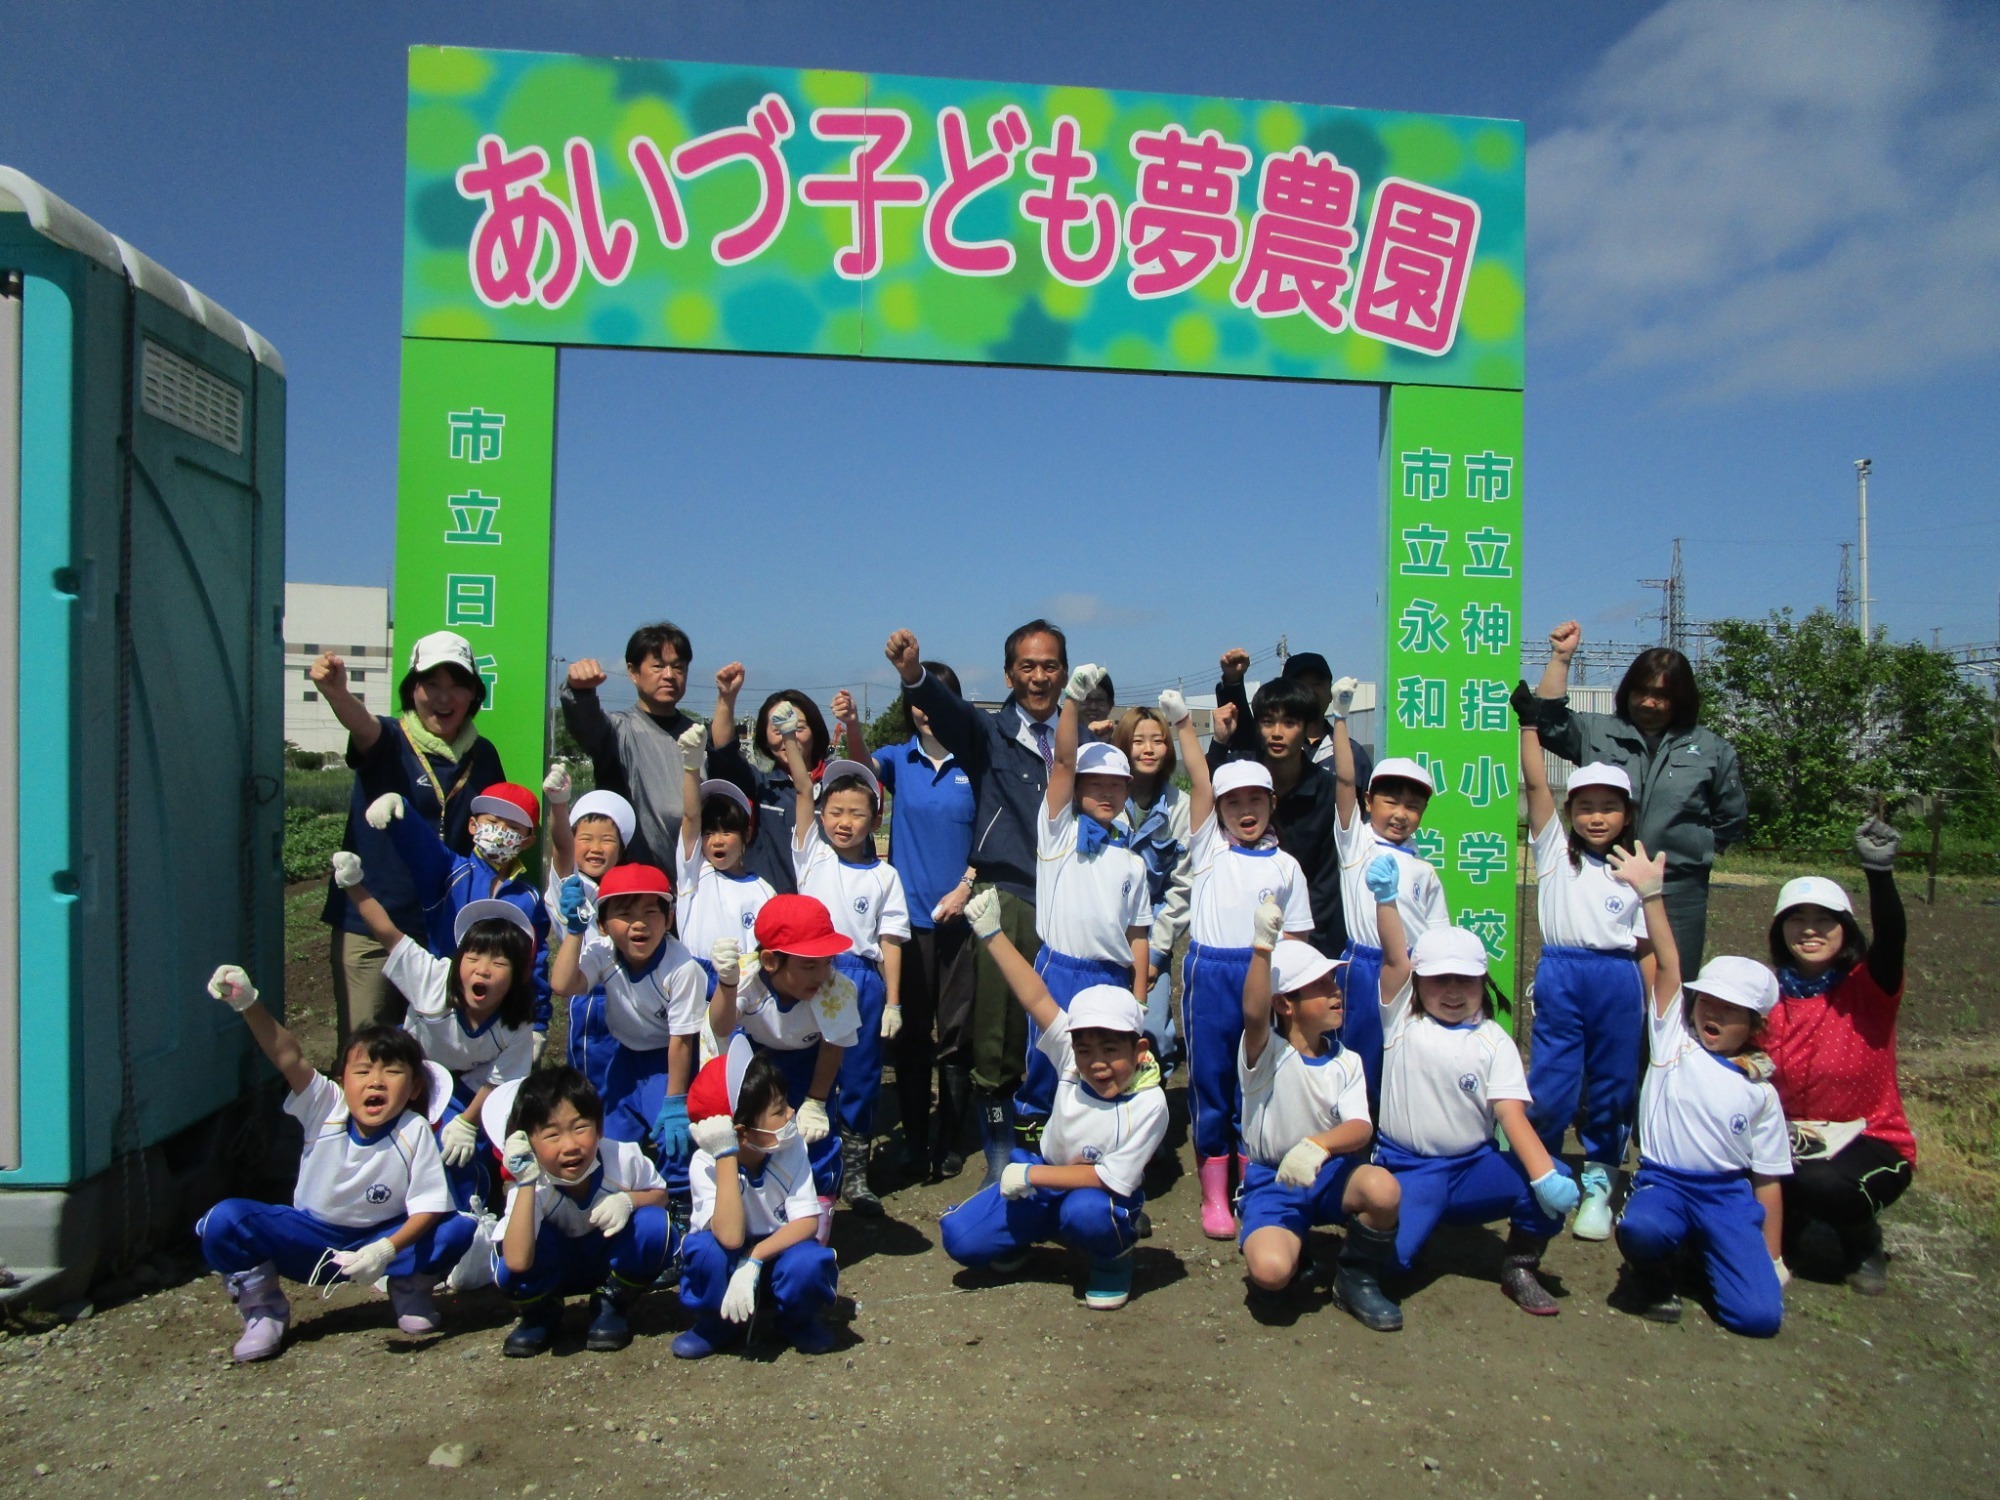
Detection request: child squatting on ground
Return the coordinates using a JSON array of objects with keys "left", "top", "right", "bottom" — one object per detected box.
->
[
  {"left": 1237, "top": 898, "right": 1404, "bottom": 1331},
  {"left": 196, "top": 965, "right": 473, "bottom": 1362},
  {"left": 940, "top": 889, "right": 1168, "bottom": 1310}
]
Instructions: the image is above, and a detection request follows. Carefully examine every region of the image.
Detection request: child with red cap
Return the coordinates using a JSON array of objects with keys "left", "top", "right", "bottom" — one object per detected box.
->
[
  {"left": 709, "top": 893, "right": 861, "bottom": 1244},
  {"left": 362, "top": 778, "right": 554, "bottom": 1042},
  {"left": 673, "top": 1036, "right": 841, "bottom": 1358}
]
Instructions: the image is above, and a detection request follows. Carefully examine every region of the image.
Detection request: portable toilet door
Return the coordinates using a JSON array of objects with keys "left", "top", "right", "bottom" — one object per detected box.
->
[{"left": 0, "top": 168, "right": 285, "bottom": 1302}]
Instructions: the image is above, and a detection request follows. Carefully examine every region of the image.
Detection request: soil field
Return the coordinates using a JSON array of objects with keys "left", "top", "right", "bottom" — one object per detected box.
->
[{"left": 3, "top": 877, "right": 1998, "bottom": 1498}]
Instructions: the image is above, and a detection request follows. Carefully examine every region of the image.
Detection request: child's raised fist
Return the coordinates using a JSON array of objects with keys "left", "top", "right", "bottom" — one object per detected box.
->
[
  {"left": 542, "top": 763, "right": 571, "bottom": 805},
  {"left": 770, "top": 702, "right": 804, "bottom": 740},
  {"left": 678, "top": 722, "right": 707, "bottom": 755},
  {"left": 832, "top": 689, "right": 857, "bottom": 723},
  {"left": 1157, "top": 689, "right": 1190, "bottom": 727},
  {"left": 207, "top": 964, "right": 259, "bottom": 1012},
  {"left": 1062, "top": 663, "right": 1106, "bottom": 704},
  {"left": 364, "top": 793, "right": 405, "bottom": 830},
  {"left": 1252, "top": 896, "right": 1285, "bottom": 953},
  {"left": 1329, "top": 676, "right": 1359, "bottom": 716},
  {"left": 965, "top": 888, "right": 1003, "bottom": 941},
  {"left": 331, "top": 851, "right": 364, "bottom": 889}
]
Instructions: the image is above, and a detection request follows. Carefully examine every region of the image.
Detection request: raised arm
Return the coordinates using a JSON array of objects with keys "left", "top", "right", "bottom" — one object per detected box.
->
[
  {"left": 1372, "top": 857, "right": 1413, "bottom": 1007},
  {"left": 888, "top": 629, "right": 982, "bottom": 765},
  {"left": 559, "top": 658, "right": 614, "bottom": 753},
  {"left": 1515, "top": 683, "right": 1556, "bottom": 837},
  {"left": 1331, "top": 711, "right": 1360, "bottom": 827},
  {"left": 1608, "top": 843, "right": 1678, "bottom": 1014},
  {"left": 1240, "top": 897, "right": 1285, "bottom": 1069},
  {"left": 830, "top": 690, "right": 871, "bottom": 770},
  {"left": 1854, "top": 818, "right": 1906, "bottom": 994},
  {"left": 1159, "top": 691, "right": 1210, "bottom": 830},
  {"left": 335, "top": 857, "right": 414, "bottom": 953},
  {"left": 1049, "top": 666, "right": 1106, "bottom": 819},
  {"left": 773, "top": 706, "right": 816, "bottom": 849},
  {"left": 1214, "top": 648, "right": 1259, "bottom": 755},
  {"left": 308, "top": 653, "right": 380, "bottom": 755},
  {"left": 367, "top": 791, "right": 453, "bottom": 903},
  {"left": 679, "top": 721, "right": 707, "bottom": 861},
  {"left": 543, "top": 763, "right": 575, "bottom": 878},
  {"left": 206, "top": 965, "right": 316, "bottom": 1093},
  {"left": 964, "top": 889, "right": 1059, "bottom": 1032},
  {"left": 1536, "top": 620, "right": 1579, "bottom": 700}
]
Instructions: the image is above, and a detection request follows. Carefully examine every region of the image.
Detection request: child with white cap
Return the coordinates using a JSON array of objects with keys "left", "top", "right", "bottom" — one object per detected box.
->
[
  {"left": 539, "top": 770, "right": 638, "bottom": 1092},
  {"left": 494, "top": 1066, "right": 674, "bottom": 1356},
  {"left": 1329, "top": 691, "right": 1451, "bottom": 1107},
  {"left": 1007, "top": 664, "right": 1150, "bottom": 1148},
  {"left": 775, "top": 713, "right": 912, "bottom": 1215},
  {"left": 196, "top": 965, "right": 473, "bottom": 1360},
  {"left": 337, "top": 852, "right": 537, "bottom": 1213},
  {"left": 1369, "top": 856, "right": 1580, "bottom": 1315},
  {"left": 675, "top": 728, "right": 779, "bottom": 992},
  {"left": 362, "top": 777, "right": 554, "bottom": 1040},
  {"left": 1609, "top": 842, "right": 1790, "bottom": 1335},
  {"left": 1237, "top": 900, "right": 1404, "bottom": 1330},
  {"left": 675, "top": 1035, "right": 842, "bottom": 1358},
  {"left": 941, "top": 891, "right": 1168, "bottom": 1310},
  {"left": 1516, "top": 684, "right": 1652, "bottom": 1239},
  {"left": 1761, "top": 818, "right": 1911, "bottom": 1296},
  {"left": 1165, "top": 689, "right": 1315, "bottom": 1238}
]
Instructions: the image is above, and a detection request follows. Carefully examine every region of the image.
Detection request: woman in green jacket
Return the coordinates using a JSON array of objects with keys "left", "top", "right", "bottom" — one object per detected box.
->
[{"left": 1531, "top": 621, "right": 1747, "bottom": 969}]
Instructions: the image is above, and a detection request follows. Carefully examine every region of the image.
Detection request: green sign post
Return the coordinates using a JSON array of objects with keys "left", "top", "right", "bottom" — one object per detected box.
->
[{"left": 395, "top": 44, "right": 1528, "bottom": 969}]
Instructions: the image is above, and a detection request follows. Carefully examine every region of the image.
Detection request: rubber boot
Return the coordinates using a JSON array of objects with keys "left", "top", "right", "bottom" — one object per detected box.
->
[
  {"left": 1572, "top": 1162, "right": 1615, "bottom": 1241},
  {"left": 1197, "top": 1155, "right": 1236, "bottom": 1240},
  {"left": 1500, "top": 1230, "right": 1560, "bottom": 1316},
  {"left": 977, "top": 1090, "right": 1016, "bottom": 1192},
  {"left": 782, "top": 1309, "right": 838, "bottom": 1355},
  {"left": 1613, "top": 1258, "right": 1681, "bottom": 1323},
  {"left": 224, "top": 1262, "right": 290, "bottom": 1363},
  {"left": 585, "top": 1283, "right": 634, "bottom": 1351},
  {"left": 1842, "top": 1218, "right": 1888, "bottom": 1296},
  {"left": 387, "top": 1272, "right": 443, "bottom": 1335},
  {"left": 840, "top": 1131, "right": 884, "bottom": 1216},
  {"left": 933, "top": 1063, "right": 974, "bottom": 1181},
  {"left": 1333, "top": 1222, "right": 1404, "bottom": 1332},
  {"left": 1085, "top": 1252, "right": 1134, "bottom": 1310},
  {"left": 671, "top": 1316, "right": 741, "bottom": 1360},
  {"left": 502, "top": 1296, "right": 564, "bottom": 1357}
]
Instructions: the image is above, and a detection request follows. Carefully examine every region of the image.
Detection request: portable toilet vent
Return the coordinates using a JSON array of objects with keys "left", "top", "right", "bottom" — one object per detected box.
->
[{"left": 0, "top": 167, "right": 285, "bottom": 1304}]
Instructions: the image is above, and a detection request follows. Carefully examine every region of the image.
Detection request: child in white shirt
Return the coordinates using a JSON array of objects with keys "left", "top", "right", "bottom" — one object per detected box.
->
[{"left": 539, "top": 767, "right": 637, "bottom": 1092}]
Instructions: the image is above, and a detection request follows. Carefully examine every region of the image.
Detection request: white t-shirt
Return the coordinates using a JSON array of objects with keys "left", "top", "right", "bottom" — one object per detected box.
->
[
  {"left": 505, "top": 1139, "right": 665, "bottom": 1239},
  {"left": 794, "top": 823, "right": 911, "bottom": 962},
  {"left": 1377, "top": 977, "right": 1530, "bottom": 1157},
  {"left": 689, "top": 1136, "right": 820, "bottom": 1237},
  {"left": 1239, "top": 1034, "right": 1371, "bottom": 1166},
  {"left": 577, "top": 932, "right": 709, "bottom": 1049},
  {"left": 735, "top": 970, "right": 862, "bottom": 1054},
  {"left": 1185, "top": 812, "right": 1314, "bottom": 948},
  {"left": 385, "top": 937, "right": 534, "bottom": 1088},
  {"left": 1034, "top": 802, "right": 1151, "bottom": 965},
  {"left": 1035, "top": 1012, "right": 1169, "bottom": 1198},
  {"left": 285, "top": 1073, "right": 453, "bottom": 1227},
  {"left": 1639, "top": 990, "right": 1793, "bottom": 1177},
  {"left": 1531, "top": 817, "right": 1648, "bottom": 953},
  {"left": 1336, "top": 806, "right": 1451, "bottom": 950},
  {"left": 675, "top": 844, "right": 774, "bottom": 963}
]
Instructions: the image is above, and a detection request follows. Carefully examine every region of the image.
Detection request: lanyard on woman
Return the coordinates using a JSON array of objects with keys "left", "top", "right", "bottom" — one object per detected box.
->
[{"left": 402, "top": 722, "right": 479, "bottom": 838}]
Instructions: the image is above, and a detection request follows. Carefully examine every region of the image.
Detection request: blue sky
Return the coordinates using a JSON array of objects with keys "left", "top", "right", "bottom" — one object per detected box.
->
[{"left": 5, "top": 0, "right": 1996, "bottom": 713}]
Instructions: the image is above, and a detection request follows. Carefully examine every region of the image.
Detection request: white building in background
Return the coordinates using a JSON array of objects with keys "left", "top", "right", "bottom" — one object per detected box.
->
[{"left": 285, "top": 583, "right": 391, "bottom": 756}]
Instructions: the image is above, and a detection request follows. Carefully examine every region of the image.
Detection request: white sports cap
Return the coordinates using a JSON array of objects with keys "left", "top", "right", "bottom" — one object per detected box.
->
[
  {"left": 1773, "top": 875, "right": 1854, "bottom": 920},
  {"left": 1686, "top": 955, "right": 1780, "bottom": 1017},
  {"left": 1075, "top": 741, "right": 1133, "bottom": 779},
  {"left": 1270, "top": 939, "right": 1343, "bottom": 995},
  {"left": 1370, "top": 757, "right": 1436, "bottom": 795},
  {"left": 1213, "top": 761, "right": 1275, "bottom": 798},
  {"left": 817, "top": 758, "right": 883, "bottom": 805},
  {"left": 1412, "top": 925, "right": 1490, "bottom": 978},
  {"left": 454, "top": 897, "right": 534, "bottom": 946},
  {"left": 480, "top": 1076, "right": 523, "bottom": 1149},
  {"left": 1566, "top": 762, "right": 1633, "bottom": 799},
  {"left": 569, "top": 789, "right": 636, "bottom": 846},
  {"left": 408, "top": 630, "right": 477, "bottom": 678},
  {"left": 1066, "top": 985, "right": 1146, "bottom": 1036},
  {"left": 421, "top": 1060, "right": 456, "bottom": 1126},
  {"left": 698, "top": 778, "right": 755, "bottom": 821}
]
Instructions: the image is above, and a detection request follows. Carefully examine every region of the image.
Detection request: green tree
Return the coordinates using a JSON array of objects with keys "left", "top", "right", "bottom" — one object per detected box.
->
[{"left": 864, "top": 695, "right": 908, "bottom": 752}]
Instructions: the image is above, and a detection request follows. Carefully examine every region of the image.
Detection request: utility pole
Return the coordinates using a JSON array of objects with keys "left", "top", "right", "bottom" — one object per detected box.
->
[
  {"left": 1640, "top": 538, "right": 1687, "bottom": 654},
  {"left": 1836, "top": 542, "right": 1855, "bottom": 625},
  {"left": 1276, "top": 633, "right": 1289, "bottom": 665},
  {"left": 1855, "top": 458, "right": 1873, "bottom": 639}
]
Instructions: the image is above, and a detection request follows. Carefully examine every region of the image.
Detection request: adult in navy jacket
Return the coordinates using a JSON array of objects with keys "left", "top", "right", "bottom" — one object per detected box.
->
[{"left": 886, "top": 621, "right": 1066, "bottom": 1188}]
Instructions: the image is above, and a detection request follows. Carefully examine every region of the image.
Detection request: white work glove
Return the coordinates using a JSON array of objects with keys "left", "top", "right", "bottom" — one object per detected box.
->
[
  {"left": 587, "top": 1191, "right": 634, "bottom": 1238},
  {"left": 1854, "top": 816, "right": 1900, "bottom": 872},
  {"left": 531, "top": 1032, "right": 547, "bottom": 1065},
  {"left": 1062, "top": 663, "right": 1107, "bottom": 703},
  {"left": 364, "top": 792, "right": 405, "bottom": 830},
  {"left": 1530, "top": 1168, "right": 1581, "bottom": 1219},
  {"left": 678, "top": 722, "right": 707, "bottom": 755},
  {"left": 1000, "top": 1162, "right": 1035, "bottom": 1199},
  {"left": 1157, "top": 688, "right": 1190, "bottom": 727},
  {"left": 880, "top": 1004, "right": 904, "bottom": 1040},
  {"left": 1252, "top": 895, "right": 1285, "bottom": 953},
  {"left": 438, "top": 1113, "right": 481, "bottom": 1167},
  {"left": 770, "top": 702, "right": 804, "bottom": 738},
  {"left": 1329, "top": 676, "right": 1358, "bottom": 718},
  {"left": 965, "top": 888, "right": 1003, "bottom": 940},
  {"left": 1276, "top": 1139, "right": 1330, "bottom": 1189},
  {"left": 330, "top": 851, "right": 364, "bottom": 889},
  {"left": 206, "top": 964, "right": 259, "bottom": 1012},
  {"left": 1773, "top": 1255, "right": 1791, "bottom": 1290},
  {"left": 331, "top": 1237, "right": 397, "bottom": 1285},
  {"left": 709, "top": 938, "right": 740, "bottom": 982},
  {"left": 690, "top": 1116, "right": 739, "bottom": 1158},
  {"left": 502, "top": 1130, "right": 543, "bottom": 1186},
  {"left": 797, "top": 1097, "right": 831, "bottom": 1143},
  {"left": 720, "top": 1257, "right": 764, "bottom": 1323},
  {"left": 542, "top": 762, "right": 571, "bottom": 805}
]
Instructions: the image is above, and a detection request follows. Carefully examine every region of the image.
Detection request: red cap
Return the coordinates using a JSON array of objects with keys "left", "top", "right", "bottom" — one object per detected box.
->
[
  {"left": 753, "top": 894, "right": 853, "bottom": 959},
  {"left": 471, "top": 782, "right": 540, "bottom": 829},
  {"left": 595, "top": 863, "right": 672, "bottom": 904},
  {"left": 686, "top": 1055, "right": 732, "bottom": 1123}
]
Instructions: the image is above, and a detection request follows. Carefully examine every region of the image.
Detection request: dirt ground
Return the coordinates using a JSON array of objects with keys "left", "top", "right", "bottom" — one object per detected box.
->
[{"left": 4, "top": 876, "right": 1998, "bottom": 1498}]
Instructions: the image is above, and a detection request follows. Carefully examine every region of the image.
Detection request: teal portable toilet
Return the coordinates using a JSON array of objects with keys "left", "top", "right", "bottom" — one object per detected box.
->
[{"left": 0, "top": 168, "right": 285, "bottom": 1303}]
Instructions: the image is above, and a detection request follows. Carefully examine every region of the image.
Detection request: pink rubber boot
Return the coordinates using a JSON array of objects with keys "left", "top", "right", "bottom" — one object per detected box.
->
[{"left": 1197, "top": 1156, "right": 1236, "bottom": 1240}]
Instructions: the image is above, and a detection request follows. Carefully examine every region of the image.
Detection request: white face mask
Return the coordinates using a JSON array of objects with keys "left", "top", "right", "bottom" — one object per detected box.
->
[
  {"left": 751, "top": 1119, "right": 800, "bottom": 1149},
  {"left": 474, "top": 822, "right": 529, "bottom": 863}
]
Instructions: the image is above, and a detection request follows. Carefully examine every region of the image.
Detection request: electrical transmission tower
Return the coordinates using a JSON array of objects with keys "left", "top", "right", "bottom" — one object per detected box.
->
[
  {"left": 1640, "top": 538, "right": 1688, "bottom": 654},
  {"left": 1836, "top": 542, "right": 1855, "bottom": 625}
]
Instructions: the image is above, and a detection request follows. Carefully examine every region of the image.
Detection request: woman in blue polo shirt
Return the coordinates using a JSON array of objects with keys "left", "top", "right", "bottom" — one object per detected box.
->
[{"left": 872, "top": 662, "right": 979, "bottom": 1181}]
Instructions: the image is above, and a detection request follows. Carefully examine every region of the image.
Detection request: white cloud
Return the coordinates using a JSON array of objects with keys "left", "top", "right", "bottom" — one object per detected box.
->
[
  {"left": 1529, "top": 0, "right": 2000, "bottom": 395},
  {"left": 1039, "top": 592, "right": 1159, "bottom": 629}
]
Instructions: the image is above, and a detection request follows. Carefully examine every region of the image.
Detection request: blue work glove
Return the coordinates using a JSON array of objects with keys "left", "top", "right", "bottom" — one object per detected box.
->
[
  {"left": 1531, "top": 1166, "right": 1580, "bottom": 1220},
  {"left": 558, "top": 874, "right": 590, "bottom": 934},
  {"left": 1365, "top": 852, "right": 1401, "bottom": 904},
  {"left": 653, "top": 1094, "right": 692, "bottom": 1164}
]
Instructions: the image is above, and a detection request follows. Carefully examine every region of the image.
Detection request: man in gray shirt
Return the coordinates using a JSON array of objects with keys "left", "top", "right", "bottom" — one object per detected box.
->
[{"left": 559, "top": 621, "right": 697, "bottom": 867}]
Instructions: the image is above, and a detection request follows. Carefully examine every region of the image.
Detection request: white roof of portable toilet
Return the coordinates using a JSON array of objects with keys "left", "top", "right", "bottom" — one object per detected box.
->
[{"left": 0, "top": 165, "right": 285, "bottom": 376}]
